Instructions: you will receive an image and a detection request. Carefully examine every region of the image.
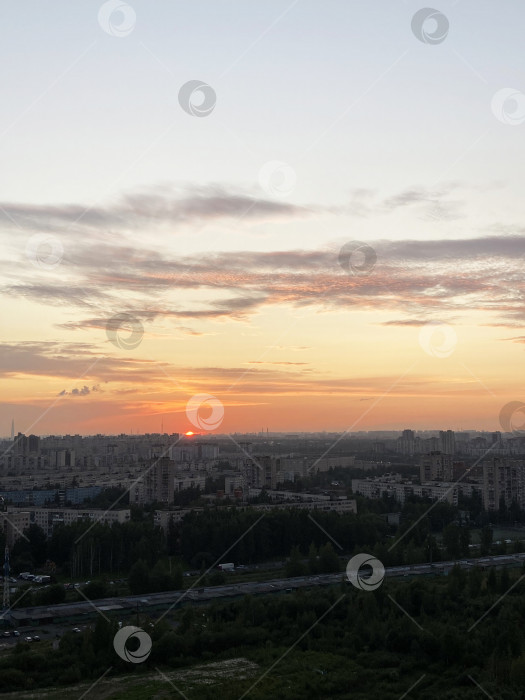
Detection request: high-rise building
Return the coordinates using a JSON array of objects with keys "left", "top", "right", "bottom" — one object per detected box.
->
[
  {"left": 132, "top": 458, "right": 175, "bottom": 504},
  {"left": 397, "top": 430, "right": 415, "bottom": 455},
  {"left": 482, "top": 458, "right": 525, "bottom": 511},
  {"left": 420, "top": 451, "right": 454, "bottom": 482},
  {"left": 439, "top": 430, "right": 456, "bottom": 455}
]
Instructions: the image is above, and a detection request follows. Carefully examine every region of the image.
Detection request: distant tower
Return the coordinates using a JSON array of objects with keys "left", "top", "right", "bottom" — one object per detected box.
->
[{"left": 10, "top": 419, "right": 14, "bottom": 441}]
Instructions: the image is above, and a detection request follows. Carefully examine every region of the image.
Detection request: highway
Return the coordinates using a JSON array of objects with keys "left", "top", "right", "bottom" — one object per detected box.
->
[{"left": 3, "top": 551, "right": 525, "bottom": 633}]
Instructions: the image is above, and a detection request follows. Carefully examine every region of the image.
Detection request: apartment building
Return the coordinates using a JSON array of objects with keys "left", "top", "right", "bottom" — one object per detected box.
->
[
  {"left": 2, "top": 507, "right": 130, "bottom": 540},
  {"left": 1, "top": 511, "right": 31, "bottom": 547},
  {"left": 419, "top": 452, "right": 454, "bottom": 482},
  {"left": 482, "top": 458, "right": 525, "bottom": 511},
  {"left": 351, "top": 476, "right": 458, "bottom": 505}
]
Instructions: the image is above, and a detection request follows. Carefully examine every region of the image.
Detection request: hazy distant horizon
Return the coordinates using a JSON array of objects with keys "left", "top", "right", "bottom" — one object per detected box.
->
[{"left": 1, "top": 427, "right": 513, "bottom": 440}]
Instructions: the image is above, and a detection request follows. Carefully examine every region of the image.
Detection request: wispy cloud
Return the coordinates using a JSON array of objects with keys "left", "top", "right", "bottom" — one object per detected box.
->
[{"left": 3, "top": 235, "right": 524, "bottom": 328}]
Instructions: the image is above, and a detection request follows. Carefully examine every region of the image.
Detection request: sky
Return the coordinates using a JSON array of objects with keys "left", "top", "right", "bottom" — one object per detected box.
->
[{"left": 1, "top": 0, "right": 524, "bottom": 435}]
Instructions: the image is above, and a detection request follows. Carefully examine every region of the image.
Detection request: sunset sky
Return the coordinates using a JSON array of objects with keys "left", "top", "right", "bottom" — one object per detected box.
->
[{"left": 1, "top": 0, "right": 524, "bottom": 435}]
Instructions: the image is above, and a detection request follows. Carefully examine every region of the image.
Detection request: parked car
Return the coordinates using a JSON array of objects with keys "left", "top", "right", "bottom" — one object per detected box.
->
[
  {"left": 2, "top": 631, "right": 10, "bottom": 637},
  {"left": 24, "top": 636, "right": 32, "bottom": 643},
  {"left": 13, "top": 631, "right": 20, "bottom": 637},
  {"left": 72, "top": 627, "right": 81, "bottom": 633},
  {"left": 33, "top": 635, "right": 40, "bottom": 642}
]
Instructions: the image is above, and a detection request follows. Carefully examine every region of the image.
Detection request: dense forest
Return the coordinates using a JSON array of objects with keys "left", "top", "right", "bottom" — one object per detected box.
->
[{"left": 4, "top": 493, "right": 522, "bottom": 588}]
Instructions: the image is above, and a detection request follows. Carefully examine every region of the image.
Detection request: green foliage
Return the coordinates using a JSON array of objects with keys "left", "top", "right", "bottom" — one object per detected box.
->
[
  {"left": 1, "top": 567, "right": 525, "bottom": 698},
  {"left": 11, "top": 524, "right": 48, "bottom": 568},
  {"left": 128, "top": 559, "right": 151, "bottom": 594},
  {"left": 83, "top": 579, "right": 109, "bottom": 599},
  {"left": 285, "top": 546, "right": 306, "bottom": 577},
  {"left": 34, "top": 583, "right": 66, "bottom": 605}
]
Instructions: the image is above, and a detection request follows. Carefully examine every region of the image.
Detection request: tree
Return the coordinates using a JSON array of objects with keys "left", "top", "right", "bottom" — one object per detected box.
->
[
  {"left": 459, "top": 527, "right": 471, "bottom": 556},
  {"left": 499, "top": 567, "right": 510, "bottom": 594},
  {"left": 468, "top": 566, "right": 483, "bottom": 597},
  {"left": 442, "top": 524, "right": 461, "bottom": 559},
  {"left": 480, "top": 526, "right": 493, "bottom": 556},
  {"left": 83, "top": 580, "right": 108, "bottom": 599},
  {"left": 190, "top": 552, "right": 214, "bottom": 570},
  {"left": 308, "top": 543, "right": 319, "bottom": 574},
  {"left": 129, "top": 559, "right": 150, "bottom": 594},
  {"left": 208, "top": 570, "right": 226, "bottom": 586},
  {"left": 318, "top": 543, "right": 340, "bottom": 574},
  {"left": 35, "top": 584, "right": 65, "bottom": 605},
  {"left": 11, "top": 524, "right": 47, "bottom": 568},
  {"left": 487, "top": 567, "right": 497, "bottom": 593},
  {"left": 285, "top": 547, "right": 306, "bottom": 578}
]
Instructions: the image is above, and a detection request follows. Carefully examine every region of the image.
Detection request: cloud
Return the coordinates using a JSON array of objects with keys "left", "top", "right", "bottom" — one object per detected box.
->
[
  {"left": 247, "top": 361, "right": 309, "bottom": 366},
  {"left": 3, "top": 234, "right": 521, "bottom": 329},
  {"left": 379, "top": 319, "right": 431, "bottom": 327},
  {"left": 59, "top": 385, "right": 99, "bottom": 397},
  {"left": 347, "top": 183, "right": 465, "bottom": 221},
  {"left": 503, "top": 336, "right": 525, "bottom": 344},
  {"left": 0, "top": 178, "right": 523, "bottom": 332},
  {"left": 0, "top": 185, "right": 307, "bottom": 237}
]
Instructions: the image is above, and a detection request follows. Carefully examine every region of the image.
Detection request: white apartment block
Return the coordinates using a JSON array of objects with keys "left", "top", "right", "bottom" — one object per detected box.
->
[
  {"left": 1, "top": 511, "right": 31, "bottom": 547},
  {"left": 352, "top": 477, "right": 458, "bottom": 506},
  {"left": 174, "top": 473, "right": 206, "bottom": 492},
  {"left": 5, "top": 507, "right": 130, "bottom": 539}
]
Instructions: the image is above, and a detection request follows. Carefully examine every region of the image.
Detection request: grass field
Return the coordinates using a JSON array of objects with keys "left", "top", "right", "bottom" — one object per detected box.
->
[{"left": 0, "top": 658, "right": 261, "bottom": 700}]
